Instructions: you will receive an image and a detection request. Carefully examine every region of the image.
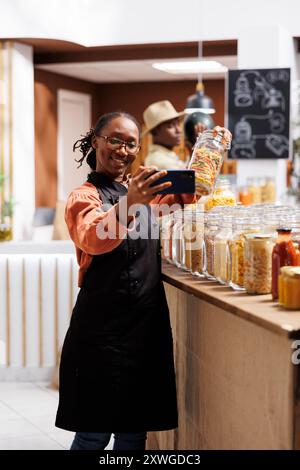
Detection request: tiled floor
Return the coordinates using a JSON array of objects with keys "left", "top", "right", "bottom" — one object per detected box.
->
[{"left": 0, "top": 382, "right": 113, "bottom": 450}]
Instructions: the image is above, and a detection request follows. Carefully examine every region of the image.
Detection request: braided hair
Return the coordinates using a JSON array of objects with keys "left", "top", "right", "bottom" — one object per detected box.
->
[{"left": 73, "top": 112, "right": 141, "bottom": 170}]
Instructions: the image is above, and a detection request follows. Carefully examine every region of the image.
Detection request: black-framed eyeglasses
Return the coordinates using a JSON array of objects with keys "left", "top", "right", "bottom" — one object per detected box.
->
[{"left": 99, "top": 135, "right": 140, "bottom": 154}]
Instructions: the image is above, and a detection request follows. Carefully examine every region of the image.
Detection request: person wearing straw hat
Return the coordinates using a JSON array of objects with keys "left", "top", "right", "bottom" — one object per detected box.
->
[{"left": 143, "top": 100, "right": 186, "bottom": 170}]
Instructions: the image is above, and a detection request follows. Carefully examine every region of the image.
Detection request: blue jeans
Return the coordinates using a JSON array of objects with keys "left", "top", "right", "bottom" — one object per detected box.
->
[{"left": 70, "top": 431, "right": 147, "bottom": 451}]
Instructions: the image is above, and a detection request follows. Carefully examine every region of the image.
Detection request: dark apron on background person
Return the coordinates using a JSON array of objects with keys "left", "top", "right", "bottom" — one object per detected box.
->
[{"left": 55, "top": 171, "right": 178, "bottom": 432}]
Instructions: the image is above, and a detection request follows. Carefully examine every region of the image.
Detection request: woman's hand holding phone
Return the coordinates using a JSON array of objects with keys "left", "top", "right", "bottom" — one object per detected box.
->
[{"left": 126, "top": 166, "right": 172, "bottom": 206}]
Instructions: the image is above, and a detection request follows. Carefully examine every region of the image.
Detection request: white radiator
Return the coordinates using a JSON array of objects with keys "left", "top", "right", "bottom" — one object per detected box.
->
[{"left": 0, "top": 252, "right": 79, "bottom": 380}]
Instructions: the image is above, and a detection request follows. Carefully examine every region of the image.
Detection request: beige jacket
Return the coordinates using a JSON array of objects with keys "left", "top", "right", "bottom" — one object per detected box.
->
[{"left": 144, "top": 144, "right": 186, "bottom": 170}]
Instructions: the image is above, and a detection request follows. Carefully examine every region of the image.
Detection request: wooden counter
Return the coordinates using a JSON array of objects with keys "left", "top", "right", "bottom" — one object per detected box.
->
[
  {"left": 147, "top": 261, "right": 300, "bottom": 450},
  {"left": 162, "top": 261, "right": 300, "bottom": 340}
]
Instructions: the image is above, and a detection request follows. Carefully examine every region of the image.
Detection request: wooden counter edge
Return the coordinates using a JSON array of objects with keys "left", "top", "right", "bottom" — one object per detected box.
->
[{"left": 162, "top": 261, "right": 300, "bottom": 340}]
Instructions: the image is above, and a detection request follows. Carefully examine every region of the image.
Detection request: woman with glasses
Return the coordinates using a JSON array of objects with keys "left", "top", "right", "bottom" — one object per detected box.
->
[{"left": 55, "top": 111, "right": 197, "bottom": 451}]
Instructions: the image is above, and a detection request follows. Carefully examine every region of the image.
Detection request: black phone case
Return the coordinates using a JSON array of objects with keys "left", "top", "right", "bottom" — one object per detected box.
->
[{"left": 151, "top": 170, "right": 195, "bottom": 195}]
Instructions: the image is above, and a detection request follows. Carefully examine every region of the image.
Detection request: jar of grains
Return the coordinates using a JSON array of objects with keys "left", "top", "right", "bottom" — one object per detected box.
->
[
  {"left": 172, "top": 210, "right": 184, "bottom": 268},
  {"left": 183, "top": 208, "right": 204, "bottom": 276},
  {"left": 214, "top": 215, "right": 233, "bottom": 285},
  {"left": 161, "top": 213, "right": 175, "bottom": 263},
  {"left": 203, "top": 212, "right": 220, "bottom": 280}
]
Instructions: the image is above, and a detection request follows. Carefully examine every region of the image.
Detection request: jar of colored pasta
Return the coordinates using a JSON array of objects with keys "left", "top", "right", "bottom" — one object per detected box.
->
[{"left": 188, "top": 129, "right": 231, "bottom": 197}]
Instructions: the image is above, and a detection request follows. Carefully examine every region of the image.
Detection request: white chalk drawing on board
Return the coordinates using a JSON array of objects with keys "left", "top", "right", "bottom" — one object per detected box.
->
[
  {"left": 233, "top": 70, "right": 285, "bottom": 111},
  {"left": 231, "top": 110, "right": 288, "bottom": 158},
  {"left": 234, "top": 75, "right": 253, "bottom": 107}
]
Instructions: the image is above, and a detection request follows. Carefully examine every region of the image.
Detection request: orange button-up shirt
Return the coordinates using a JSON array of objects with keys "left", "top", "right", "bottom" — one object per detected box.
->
[{"left": 65, "top": 181, "right": 195, "bottom": 286}]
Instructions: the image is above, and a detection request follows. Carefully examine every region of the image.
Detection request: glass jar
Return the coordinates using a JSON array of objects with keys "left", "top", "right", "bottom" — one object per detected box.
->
[
  {"left": 278, "top": 266, "right": 300, "bottom": 309},
  {"left": 247, "top": 177, "right": 261, "bottom": 204},
  {"left": 204, "top": 175, "right": 236, "bottom": 211},
  {"left": 214, "top": 215, "right": 232, "bottom": 285},
  {"left": 188, "top": 129, "right": 230, "bottom": 197},
  {"left": 238, "top": 185, "right": 253, "bottom": 206},
  {"left": 161, "top": 214, "right": 174, "bottom": 263},
  {"left": 203, "top": 212, "right": 220, "bottom": 280},
  {"left": 290, "top": 210, "right": 300, "bottom": 265},
  {"left": 244, "top": 233, "right": 274, "bottom": 294},
  {"left": 183, "top": 208, "right": 204, "bottom": 276},
  {"left": 172, "top": 210, "right": 184, "bottom": 268},
  {"left": 229, "top": 216, "right": 261, "bottom": 291},
  {"left": 271, "top": 228, "right": 298, "bottom": 300},
  {"left": 261, "top": 176, "right": 276, "bottom": 203}
]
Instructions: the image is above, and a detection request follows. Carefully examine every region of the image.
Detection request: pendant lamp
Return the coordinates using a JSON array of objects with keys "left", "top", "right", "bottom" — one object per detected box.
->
[{"left": 185, "top": 41, "right": 216, "bottom": 115}]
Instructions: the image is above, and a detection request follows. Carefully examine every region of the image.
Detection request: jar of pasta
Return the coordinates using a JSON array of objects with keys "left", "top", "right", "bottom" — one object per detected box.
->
[
  {"left": 203, "top": 212, "right": 220, "bottom": 280},
  {"left": 214, "top": 215, "right": 233, "bottom": 285},
  {"left": 188, "top": 129, "right": 230, "bottom": 197},
  {"left": 204, "top": 176, "right": 236, "bottom": 211},
  {"left": 229, "top": 216, "right": 262, "bottom": 291},
  {"left": 244, "top": 233, "right": 274, "bottom": 294},
  {"left": 183, "top": 208, "right": 204, "bottom": 276},
  {"left": 172, "top": 210, "right": 184, "bottom": 268}
]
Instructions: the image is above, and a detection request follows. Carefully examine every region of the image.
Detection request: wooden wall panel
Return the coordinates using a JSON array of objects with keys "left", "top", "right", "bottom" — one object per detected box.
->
[{"left": 96, "top": 79, "right": 225, "bottom": 129}]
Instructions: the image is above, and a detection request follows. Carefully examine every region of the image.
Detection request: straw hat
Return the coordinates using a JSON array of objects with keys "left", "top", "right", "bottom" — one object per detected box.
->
[{"left": 142, "top": 100, "right": 185, "bottom": 134}]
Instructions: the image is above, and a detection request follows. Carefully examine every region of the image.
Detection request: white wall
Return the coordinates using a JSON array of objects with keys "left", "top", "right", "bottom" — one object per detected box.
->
[
  {"left": 12, "top": 43, "right": 35, "bottom": 240},
  {"left": 1, "top": 0, "right": 300, "bottom": 46},
  {"left": 0, "top": 42, "right": 35, "bottom": 240}
]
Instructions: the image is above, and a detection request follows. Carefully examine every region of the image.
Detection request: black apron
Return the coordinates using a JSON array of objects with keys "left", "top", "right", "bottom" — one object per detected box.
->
[{"left": 55, "top": 172, "right": 178, "bottom": 432}]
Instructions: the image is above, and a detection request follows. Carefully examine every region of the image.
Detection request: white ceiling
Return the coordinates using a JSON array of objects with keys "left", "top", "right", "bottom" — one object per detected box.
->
[{"left": 37, "top": 55, "right": 237, "bottom": 83}]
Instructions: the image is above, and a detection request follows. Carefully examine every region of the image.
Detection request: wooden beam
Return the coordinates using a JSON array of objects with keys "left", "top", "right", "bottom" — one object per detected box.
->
[{"left": 29, "top": 39, "right": 237, "bottom": 64}]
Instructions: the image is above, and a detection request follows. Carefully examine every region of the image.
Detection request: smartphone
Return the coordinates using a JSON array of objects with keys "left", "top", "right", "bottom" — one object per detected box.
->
[{"left": 150, "top": 169, "right": 195, "bottom": 195}]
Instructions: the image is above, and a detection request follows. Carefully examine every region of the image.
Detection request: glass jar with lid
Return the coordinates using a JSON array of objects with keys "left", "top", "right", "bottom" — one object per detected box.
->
[
  {"left": 204, "top": 175, "right": 236, "bottom": 211},
  {"left": 271, "top": 228, "right": 298, "bottom": 300},
  {"left": 261, "top": 176, "right": 276, "bottom": 203},
  {"left": 244, "top": 233, "right": 274, "bottom": 294},
  {"left": 229, "top": 215, "right": 262, "bottom": 291},
  {"left": 247, "top": 177, "right": 262, "bottom": 204},
  {"left": 278, "top": 266, "right": 300, "bottom": 309},
  {"left": 238, "top": 185, "right": 253, "bottom": 206},
  {"left": 188, "top": 129, "right": 230, "bottom": 197},
  {"left": 214, "top": 215, "right": 233, "bottom": 285},
  {"left": 262, "top": 207, "right": 294, "bottom": 236},
  {"left": 290, "top": 209, "right": 300, "bottom": 265},
  {"left": 161, "top": 213, "right": 174, "bottom": 263},
  {"left": 183, "top": 208, "right": 204, "bottom": 276},
  {"left": 172, "top": 210, "right": 184, "bottom": 268},
  {"left": 203, "top": 212, "right": 220, "bottom": 280}
]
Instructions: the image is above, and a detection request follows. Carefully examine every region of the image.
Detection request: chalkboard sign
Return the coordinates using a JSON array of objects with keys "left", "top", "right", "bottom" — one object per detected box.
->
[{"left": 228, "top": 68, "right": 290, "bottom": 159}]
